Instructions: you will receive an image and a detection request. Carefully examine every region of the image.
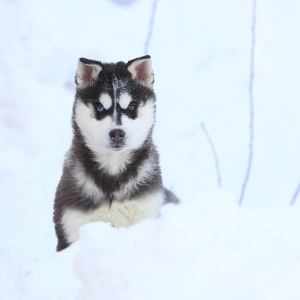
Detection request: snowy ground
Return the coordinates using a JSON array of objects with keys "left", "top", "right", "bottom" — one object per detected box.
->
[{"left": 0, "top": 0, "right": 300, "bottom": 299}]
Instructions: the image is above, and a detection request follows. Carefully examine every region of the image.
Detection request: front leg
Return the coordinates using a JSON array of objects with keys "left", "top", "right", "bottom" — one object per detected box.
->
[
  {"left": 54, "top": 218, "right": 72, "bottom": 252},
  {"left": 54, "top": 208, "right": 91, "bottom": 251}
]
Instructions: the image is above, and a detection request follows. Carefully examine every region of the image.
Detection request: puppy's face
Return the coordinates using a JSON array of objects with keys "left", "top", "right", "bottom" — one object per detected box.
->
[{"left": 74, "top": 56, "right": 156, "bottom": 153}]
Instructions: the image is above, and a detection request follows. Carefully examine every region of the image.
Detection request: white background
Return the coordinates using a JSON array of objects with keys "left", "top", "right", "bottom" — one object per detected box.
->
[{"left": 0, "top": 0, "right": 300, "bottom": 299}]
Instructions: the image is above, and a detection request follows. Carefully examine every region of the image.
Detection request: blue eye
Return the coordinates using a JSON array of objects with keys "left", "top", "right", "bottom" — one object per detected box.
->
[
  {"left": 128, "top": 105, "right": 135, "bottom": 111},
  {"left": 97, "top": 105, "right": 104, "bottom": 112}
]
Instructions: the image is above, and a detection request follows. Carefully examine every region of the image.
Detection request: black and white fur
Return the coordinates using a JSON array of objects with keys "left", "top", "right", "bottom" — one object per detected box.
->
[{"left": 53, "top": 55, "right": 179, "bottom": 251}]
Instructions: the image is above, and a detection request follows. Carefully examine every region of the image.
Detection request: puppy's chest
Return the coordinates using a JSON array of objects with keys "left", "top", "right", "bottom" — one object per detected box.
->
[
  {"left": 69, "top": 159, "right": 163, "bottom": 227},
  {"left": 86, "top": 192, "right": 163, "bottom": 228},
  {"left": 73, "top": 158, "right": 153, "bottom": 202}
]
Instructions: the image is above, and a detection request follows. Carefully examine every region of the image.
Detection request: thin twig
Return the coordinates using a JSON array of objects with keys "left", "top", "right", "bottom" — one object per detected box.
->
[
  {"left": 239, "top": 0, "right": 257, "bottom": 206},
  {"left": 290, "top": 182, "right": 300, "bottom": 206},
  {"left": 201, "top": 123, "right": 222, "bottom": 188},
  {"left": 144, "top": 0, "right": 159, "bottom": 55}
]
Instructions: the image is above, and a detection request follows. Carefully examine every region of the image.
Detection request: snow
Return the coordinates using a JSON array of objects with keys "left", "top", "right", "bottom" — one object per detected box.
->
[
  {"left": 2, "top": 192, "right": 300, "bottom": 299},
  {"left": 0, "top": 0, "right": 300, "bottom": 299}
]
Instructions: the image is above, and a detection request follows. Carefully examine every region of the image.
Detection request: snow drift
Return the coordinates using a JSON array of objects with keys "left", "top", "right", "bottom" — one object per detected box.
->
[{"left": 1, "top": 0, "right": 300, "bottom": 299}]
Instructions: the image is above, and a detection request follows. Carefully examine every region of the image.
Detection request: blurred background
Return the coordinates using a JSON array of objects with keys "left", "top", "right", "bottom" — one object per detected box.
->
[{"left": 0, "top": 0, "right": 300, "bottom": 297}]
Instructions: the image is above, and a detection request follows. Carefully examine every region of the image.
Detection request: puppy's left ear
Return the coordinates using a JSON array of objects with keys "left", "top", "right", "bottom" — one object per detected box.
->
[
  {"left": 127, "top": 55, "right": 154, "bottom": 89},
  {"left": 75, "top": 58, "right": 102, "bottom": 89}
]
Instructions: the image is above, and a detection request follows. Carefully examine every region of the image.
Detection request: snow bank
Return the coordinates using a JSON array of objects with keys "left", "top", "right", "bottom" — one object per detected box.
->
[
  {"left": 3, "top": 191, "right": 299, "bottom": 300},
  {"left": 1, "top": 0, "right": 300, "bottom": 299}
]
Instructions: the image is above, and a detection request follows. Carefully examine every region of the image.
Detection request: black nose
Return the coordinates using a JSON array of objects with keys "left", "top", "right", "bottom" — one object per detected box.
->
[{"left": 109, "top": 129, "right": 125, "bottom": 143}]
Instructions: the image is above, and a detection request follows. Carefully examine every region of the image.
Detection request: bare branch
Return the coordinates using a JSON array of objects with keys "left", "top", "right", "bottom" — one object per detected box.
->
[
  {"left": 201, "top": 123, "right": 222, "bottom": 189},
  {"left": 239, "top": 0, "right": 257, "bottom": 206},
  {"left": 290, "top": 182, "right": 300, "bottom": 206},
  {"left": 144, "top": 0, "right": 159, "bottom": 55}
]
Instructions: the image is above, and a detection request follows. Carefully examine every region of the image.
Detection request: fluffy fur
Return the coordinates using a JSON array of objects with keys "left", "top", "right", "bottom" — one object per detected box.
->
[{"left": 53, "top": 55, "right": 179, "bottom": 251}]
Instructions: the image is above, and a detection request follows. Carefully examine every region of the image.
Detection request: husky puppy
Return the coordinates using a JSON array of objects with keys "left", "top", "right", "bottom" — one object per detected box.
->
[{"left": 53, "top": 55, "right": 179, "bottom": 251}]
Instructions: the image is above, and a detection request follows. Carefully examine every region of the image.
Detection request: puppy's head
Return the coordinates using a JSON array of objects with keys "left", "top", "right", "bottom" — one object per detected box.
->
[{"left": 73, "top": 56, "right": 156, "bottom": 153}]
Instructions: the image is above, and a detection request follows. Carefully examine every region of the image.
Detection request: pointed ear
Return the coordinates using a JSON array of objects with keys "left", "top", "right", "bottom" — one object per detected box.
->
[
  {"left": 127, "top": 55, "right": 154, "bottom": 89},
  {"left": 75, "top": 58, "right": 102, "bottom": 88}
]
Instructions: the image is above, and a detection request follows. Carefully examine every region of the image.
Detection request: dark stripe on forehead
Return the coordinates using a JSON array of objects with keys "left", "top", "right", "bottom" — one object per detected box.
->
[{"left": 115, "top": 103, "right": 122, "bottom": 126}]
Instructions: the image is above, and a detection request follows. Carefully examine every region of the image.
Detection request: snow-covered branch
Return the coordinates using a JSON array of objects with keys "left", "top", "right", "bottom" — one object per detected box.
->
[
  {"left": 239, "top": 0, "right": 257, "bottom": 206},
  {"left": 290, "top": 182, "right": 300, "bottom": 206},
  {"left": 144, "top": 0, "right": 159, "bottom": 55},
  {"left": 201, "top": 123, "right": 222, "bottom": 188}
]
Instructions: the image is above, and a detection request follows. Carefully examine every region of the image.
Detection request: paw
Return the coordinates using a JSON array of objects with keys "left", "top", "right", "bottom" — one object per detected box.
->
[{"left": 56, "top": 240, "right": 72, "bottom": 252}]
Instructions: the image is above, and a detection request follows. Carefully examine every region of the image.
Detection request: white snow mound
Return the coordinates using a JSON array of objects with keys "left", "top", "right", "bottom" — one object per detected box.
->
[{"left": 9, "top": 191, "right": 300, "bottom": 300}]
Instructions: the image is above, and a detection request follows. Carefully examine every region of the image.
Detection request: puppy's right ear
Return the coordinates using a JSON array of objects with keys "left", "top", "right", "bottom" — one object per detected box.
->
[
  {"left": 75, "top": 58, "right": 102, "bottom": 89},
  {"left": 127, "top": 55, "right": 154, "bottom": 89}
]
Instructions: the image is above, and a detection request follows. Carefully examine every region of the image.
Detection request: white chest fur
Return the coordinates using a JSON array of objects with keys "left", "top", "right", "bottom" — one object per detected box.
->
[
  {"left": 62, "top": 191, "right": 164, "bottom": 244},
  {"left": 71, "top": 155, "right": 156, "bottom": 203}
]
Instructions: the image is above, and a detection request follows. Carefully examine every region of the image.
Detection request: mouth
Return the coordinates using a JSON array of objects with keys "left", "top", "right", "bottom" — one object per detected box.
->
[{"left": 111, "top": 144, "right": 124, "bottom": 151}]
